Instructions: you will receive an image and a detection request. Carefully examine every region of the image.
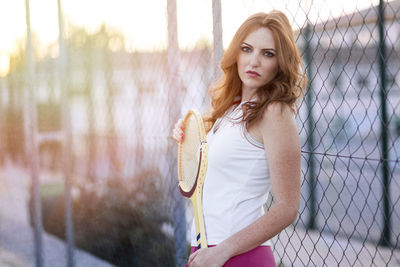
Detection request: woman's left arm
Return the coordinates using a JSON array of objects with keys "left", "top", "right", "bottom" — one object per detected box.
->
[{"left": 188, "top": 102, "right": 301, "bottom": 267}]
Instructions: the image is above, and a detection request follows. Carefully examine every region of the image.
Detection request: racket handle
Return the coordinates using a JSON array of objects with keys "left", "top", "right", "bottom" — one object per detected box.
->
[{"left": 192, "top": 195, "right": 208, "bottom": 249}]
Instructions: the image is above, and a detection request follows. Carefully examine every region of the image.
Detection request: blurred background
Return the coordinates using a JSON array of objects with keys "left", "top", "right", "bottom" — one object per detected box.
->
[{"left": 0, "top": 0, "right": 399, "bottom": 266}]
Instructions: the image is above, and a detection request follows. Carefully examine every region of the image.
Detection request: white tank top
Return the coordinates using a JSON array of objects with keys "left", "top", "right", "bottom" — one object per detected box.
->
[{"left": 191, "top": 102, "right": 272, "bottom": 246}]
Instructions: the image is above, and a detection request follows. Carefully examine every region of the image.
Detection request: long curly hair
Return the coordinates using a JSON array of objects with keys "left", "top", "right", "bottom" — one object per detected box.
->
[{"left": 204, "top": 10, "right": 306, "bottom": 132}]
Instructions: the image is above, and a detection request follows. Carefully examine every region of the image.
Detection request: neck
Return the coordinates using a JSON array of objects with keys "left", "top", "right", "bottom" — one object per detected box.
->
[{"left": 241, "top": 87, "right": 258, "bottom": 102}]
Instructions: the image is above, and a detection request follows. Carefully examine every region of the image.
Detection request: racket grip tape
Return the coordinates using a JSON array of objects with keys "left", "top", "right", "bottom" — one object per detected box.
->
[{"left": 196, "top": 233, "right": 201, "bottom": 249}]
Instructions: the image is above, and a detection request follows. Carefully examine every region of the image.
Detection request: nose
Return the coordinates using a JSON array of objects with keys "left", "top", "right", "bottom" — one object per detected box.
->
[{"left": 249, "top": 53, "right": 260, "bottom": 67}]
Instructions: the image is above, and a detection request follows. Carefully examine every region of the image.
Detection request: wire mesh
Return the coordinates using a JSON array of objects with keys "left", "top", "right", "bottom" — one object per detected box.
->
[{"left": 0, "top": 0, "right": 399, "bottom": 266}]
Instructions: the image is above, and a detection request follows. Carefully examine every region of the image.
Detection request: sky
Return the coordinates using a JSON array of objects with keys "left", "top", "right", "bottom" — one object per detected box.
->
[{"left": 0, "top": 0, "right": 379, "bottom": 77}]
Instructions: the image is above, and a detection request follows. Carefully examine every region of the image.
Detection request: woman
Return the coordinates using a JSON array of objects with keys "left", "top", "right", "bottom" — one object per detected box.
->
[{"left": 172, "top": 10, "right": 306, "bottom": 267}]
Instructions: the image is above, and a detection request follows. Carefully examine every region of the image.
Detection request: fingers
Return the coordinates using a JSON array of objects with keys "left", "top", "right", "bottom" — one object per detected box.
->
[
  {"left": 172, "top": 118, "right": 185, "bottom": 143},
  {"left": 187, "top": 249, "right": 199, "bottom": 267}
]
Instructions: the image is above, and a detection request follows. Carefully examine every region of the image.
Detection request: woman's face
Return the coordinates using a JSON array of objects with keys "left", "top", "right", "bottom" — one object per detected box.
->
[{"left": 237, "top": 27, "right": 279, "bottom": 94}]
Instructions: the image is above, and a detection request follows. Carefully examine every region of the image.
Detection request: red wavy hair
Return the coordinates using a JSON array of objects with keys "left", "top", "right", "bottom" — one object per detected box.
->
[{"left": 205, "top": 10, "right": 306, "bottom": 132}]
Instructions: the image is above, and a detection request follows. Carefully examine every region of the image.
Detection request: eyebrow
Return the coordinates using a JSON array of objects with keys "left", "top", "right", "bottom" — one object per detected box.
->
[{"left": 242, "top": 42, "right": 276, "bottom": 52}]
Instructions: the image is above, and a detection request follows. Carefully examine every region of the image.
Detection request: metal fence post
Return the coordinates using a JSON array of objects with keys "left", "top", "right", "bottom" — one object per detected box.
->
[
  {"left": 303, "top": 21, "right": 317, "bottom": 230},
  {"left": 85, "top": 37, "right": 96, "bottom": 183},
  {"left": 167, "top": 0, "right": 187, "bottom": 266},
  {"left": 377, "top": 0, "right": 391, "bottom": 247},
  {"left": 25, "top": 0, "right": 44, "bottom": 266},
  {"left": 212, "top": 0, "right": 223, "bottom": 81},
  {"left": 0, "top": 77, "right": 4, "bottom": 165},
  {"left": 57, "top": 0, "right": 75, "bottom": 265},
  {"left": 104, "top": 51, "right": 119, "bottom": 178}
]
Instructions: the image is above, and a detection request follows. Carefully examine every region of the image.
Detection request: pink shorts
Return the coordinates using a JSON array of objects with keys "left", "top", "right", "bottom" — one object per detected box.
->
[{"left": 190, "top": 245, "right": 276, "bottom": 267}]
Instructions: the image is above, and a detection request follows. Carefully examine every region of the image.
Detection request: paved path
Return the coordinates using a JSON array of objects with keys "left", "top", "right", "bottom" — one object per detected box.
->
[{"left": 0, "top": 161, "right": 114, "bottom": 267}]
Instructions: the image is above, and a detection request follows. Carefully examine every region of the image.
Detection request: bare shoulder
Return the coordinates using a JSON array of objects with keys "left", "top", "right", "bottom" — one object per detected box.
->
[
  {"left": 260, "top": 102, "right": 300, "bottom": 154},
  {"left": 261, "top": 102, "right": 295, "bottom": 126}
]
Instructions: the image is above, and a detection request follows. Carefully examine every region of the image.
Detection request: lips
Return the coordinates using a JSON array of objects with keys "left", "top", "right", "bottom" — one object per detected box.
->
[{"left": 246, "top": 70, "right": 261, "bottom": 77}]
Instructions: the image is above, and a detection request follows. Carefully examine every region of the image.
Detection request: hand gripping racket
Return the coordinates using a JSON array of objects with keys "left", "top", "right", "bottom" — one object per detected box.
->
[{"left": 177, "top": 109, "right": 208, "bottom": 249}]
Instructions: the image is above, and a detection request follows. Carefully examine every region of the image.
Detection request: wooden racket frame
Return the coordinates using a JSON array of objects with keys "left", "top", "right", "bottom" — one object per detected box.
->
[{"left": 177, "top": 109, "right": 208, "bottom": 249}]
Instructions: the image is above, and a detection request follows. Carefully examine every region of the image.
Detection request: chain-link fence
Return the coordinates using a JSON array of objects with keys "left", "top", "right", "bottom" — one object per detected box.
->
[{"left": 0, "top": 0, "right": 399, "bottom": 266}]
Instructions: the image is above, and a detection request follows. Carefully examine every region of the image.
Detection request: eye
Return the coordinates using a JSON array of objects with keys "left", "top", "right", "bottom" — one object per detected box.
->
[
  {"left": 241, "top": 46, "right": 251, "bottom": 52},
  {"left": 264, "top": 51, "right": 275, "bottom": 57}
]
